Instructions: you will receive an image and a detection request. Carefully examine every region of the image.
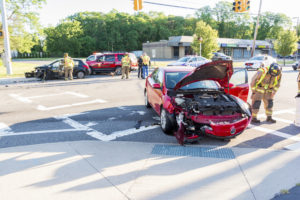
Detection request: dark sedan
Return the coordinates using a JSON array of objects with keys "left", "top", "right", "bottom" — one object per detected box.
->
[{"left": 25, "top": 59, "right": 90, "bottom": 80}]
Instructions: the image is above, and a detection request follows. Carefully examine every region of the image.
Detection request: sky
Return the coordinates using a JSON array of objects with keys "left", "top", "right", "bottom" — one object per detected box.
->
[{"left": 38, "top": 0, "right": 300, "bottom": 27}]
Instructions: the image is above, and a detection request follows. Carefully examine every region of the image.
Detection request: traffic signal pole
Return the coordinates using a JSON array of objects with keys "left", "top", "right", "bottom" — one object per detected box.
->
[
  {"left": 0, "top": 0, "right": 12, "bottom": 75},
  {"left": 251, "top": 0, "right": 262, "bottom": 57}
]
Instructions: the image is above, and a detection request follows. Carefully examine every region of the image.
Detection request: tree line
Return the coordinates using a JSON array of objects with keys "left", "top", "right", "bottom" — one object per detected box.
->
[{"left": 2, "top": 1, "right": 298, "bottom": 58}]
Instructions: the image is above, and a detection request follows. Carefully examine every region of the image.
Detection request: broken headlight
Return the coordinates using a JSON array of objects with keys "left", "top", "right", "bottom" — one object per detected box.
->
[
  {"left": 174, "top": 97, "right": 185, "bottom": 106},
  {"left": 232, "top": 96, "right": 251, "bottom": 117}
]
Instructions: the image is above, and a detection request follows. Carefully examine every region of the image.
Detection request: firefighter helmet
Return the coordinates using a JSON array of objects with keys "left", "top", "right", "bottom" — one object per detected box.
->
[{"left": 269, "top": 63, "right": 280, "bottom": 76}]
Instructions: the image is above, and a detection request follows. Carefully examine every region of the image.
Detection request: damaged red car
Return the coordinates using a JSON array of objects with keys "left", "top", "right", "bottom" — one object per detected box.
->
[{"left": 144, "top": 60, "right": 251, "bottom": 145}]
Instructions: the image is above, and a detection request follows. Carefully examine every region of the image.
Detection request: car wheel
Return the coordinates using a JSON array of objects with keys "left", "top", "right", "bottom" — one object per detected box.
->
[
  {"left": 293, "top": 66, "right": 297, "bottom": 71},
  {"left": 160, "top": 108, "right": 174, "bottom": 135},
  {"left": 115, "top": 66, "right": 122, "bottom": 76},
  {"left": 145, "top": 91, "right": 151, "bottom": 108},
  {"left": 77, "top": 71, "right": 85, "bottom": 79}
]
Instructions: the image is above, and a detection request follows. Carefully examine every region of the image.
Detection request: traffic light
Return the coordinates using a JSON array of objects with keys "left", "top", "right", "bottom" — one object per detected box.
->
[
  {"left": 245, "top": 0, "right": 250, "bottom": 11},
  {"left": 134, "top": 0, "right": 143, "bottom": 11},
  {"left": 232, "top": 0, "right": 242, "bottom": 12}
]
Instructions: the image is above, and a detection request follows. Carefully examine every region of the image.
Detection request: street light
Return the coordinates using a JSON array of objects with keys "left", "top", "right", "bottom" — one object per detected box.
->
[{"left": 199, "top": 37, "right": 203, "bottom": 56}]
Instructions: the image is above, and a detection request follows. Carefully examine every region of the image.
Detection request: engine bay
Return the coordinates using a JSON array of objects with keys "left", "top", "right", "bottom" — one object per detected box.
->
[{"left": 174, "top": 91, "right": 241, "bottom": 116}]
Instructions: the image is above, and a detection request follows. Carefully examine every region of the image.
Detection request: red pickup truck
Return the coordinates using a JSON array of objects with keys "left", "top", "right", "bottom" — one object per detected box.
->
[{"left": 86, "top": 53, "right": 138, "bottom": 75}]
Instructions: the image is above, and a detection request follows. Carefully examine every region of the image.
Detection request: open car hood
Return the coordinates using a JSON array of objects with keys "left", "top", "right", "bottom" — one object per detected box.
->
[{"left": 174, "top": 60, "right": 233, "bottom": 90}]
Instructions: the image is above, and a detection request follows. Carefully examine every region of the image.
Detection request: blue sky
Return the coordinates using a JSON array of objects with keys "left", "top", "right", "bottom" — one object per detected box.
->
[{"left": 38, "top": 0, "right": 299, "bottom": 27}]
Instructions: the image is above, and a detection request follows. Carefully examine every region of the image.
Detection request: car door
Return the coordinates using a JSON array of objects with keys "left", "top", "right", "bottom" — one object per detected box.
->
[
  {"left": 90, "top": 55, "right": 104, "bottom": 71},
  {"left": 50, "top": 60, "right": 63, "bottom": 78},
  {"left": 146, "top": 69, "right": 161, "bottom": 113},
  {"left": 101, "top": 54, "right": 116, "bottom": 71},
  {"left": 227, "top": 68, "right": 249, "bottom": 102},
  {"left": 151, "top": 70, "right": 164, "bottom": 114}
]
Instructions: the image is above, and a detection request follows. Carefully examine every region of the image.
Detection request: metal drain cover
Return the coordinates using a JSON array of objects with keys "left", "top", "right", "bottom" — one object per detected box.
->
[{"left": 151, "top": 144, "right": 235, "bottom": 159}]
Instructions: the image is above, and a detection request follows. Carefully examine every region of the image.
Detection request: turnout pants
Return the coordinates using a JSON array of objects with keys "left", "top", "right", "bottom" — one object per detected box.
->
[
  {"left": 122, "top": 66, "right": 130, "bottom": 79},
  {"left": 64, "top": 67, "right": 73, "bottom": 80},
  {"left": 142, "top": 65, "right": 148, "bottom": 78},
  {"left": 251, "top": 91, "right": 274, "bottom": 118}
]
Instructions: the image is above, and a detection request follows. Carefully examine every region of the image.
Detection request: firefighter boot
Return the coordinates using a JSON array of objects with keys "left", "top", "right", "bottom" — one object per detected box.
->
[
  {"left": 266, "top": 116, "right": 276, "bottom": 123},
  {"left": 251, "top": 117, "right": 261, "bottom": 124}
]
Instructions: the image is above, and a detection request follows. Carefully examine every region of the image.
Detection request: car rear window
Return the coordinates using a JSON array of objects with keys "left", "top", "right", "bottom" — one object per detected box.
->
[{"left": 165, "top": 72, "right": 219, "bottom": 90}]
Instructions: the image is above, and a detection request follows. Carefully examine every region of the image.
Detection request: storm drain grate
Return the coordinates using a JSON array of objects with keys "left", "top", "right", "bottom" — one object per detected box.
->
[{"left": 151, "top": 144, "right": 235, "bottom": 159}]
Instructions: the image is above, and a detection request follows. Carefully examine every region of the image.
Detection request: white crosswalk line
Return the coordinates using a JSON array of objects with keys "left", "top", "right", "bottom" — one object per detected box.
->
[
  {"left": 248, "top": 124, "right": 300, "bottom": 142},
  {"left": 272, "top": 117, "right": 294, "bottom": 124},
  {"left": 285, "top": 142, "right": 300, "bottom": 151},
  {"left": 0, "top": 122, "right": 11, "bottom": 134},
  {"left": 9, "top": 94, "right": 32, "bottom": 103},
  {"left": 37, "top": 99, "right": 107, "bottom": 111}
]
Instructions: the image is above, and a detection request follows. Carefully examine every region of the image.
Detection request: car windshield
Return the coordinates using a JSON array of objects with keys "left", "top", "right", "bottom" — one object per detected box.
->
[
  {"left": 87, "top": 55, "right": 96, "bottom": 61},
  {"left": 250, "top": 56, "right": 264, "bottom": 61},
  {"left": 177, "top": 57, "right": 191, "bottom": 62},
  {"left": 165, "top": 72, "right": 219, "bottom": 90}
]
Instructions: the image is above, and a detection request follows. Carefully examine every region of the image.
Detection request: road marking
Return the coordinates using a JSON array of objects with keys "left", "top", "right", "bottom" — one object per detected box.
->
[
  {"left": 65, "top": 92, "right": 89, "bottom": 98},
  {"left": 272, "top": 117, "right": 294, "bottom": 124},
  {"left": 129, "top": 111, "right": 146, "bottom": 116},
  {"left": 257, "top": 109, "right": 296, "bottom": 119},
  {"left": 0, "top": 129, "right": 79, "bottom": 137},
  {"left": 9, "top": 94, "right": 32, "bottom": 103},
  {"left": 285, "top": 142, "right": 300, "bottom": 151},
  {"left": 248, "top": 124, "right": 300, "bottom": 142},
  {"left": 0, "top": 122, "right": 11, "bottom": 134},
  {"left": 85, "top": 122, "right": 97, "bottom": 127},
  {"left": 55, "top": 115, "right": 106, "bottom": 140},
  {"left": 100, "top": 125, "right": 160, "bottom": 141},
  {"left": 108, "top": 117, "right": 117, "bottom": 121},
  {"left": 37, "top": 99, "right": 107, "bottom": 111}
]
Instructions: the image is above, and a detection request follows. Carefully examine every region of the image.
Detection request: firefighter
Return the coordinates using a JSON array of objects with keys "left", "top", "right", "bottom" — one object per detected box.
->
[
  {"left": 121, "top": 53, "right": 131, "bottom": 79},
  {"left": 142, "top": 53, "right": 150, "bottom": 79},
  {"left": 251, "top": 63, "right": 282, "bottom": 123},
  {"left": 63, "top": 53, "right": 74, "bottom": 80}
]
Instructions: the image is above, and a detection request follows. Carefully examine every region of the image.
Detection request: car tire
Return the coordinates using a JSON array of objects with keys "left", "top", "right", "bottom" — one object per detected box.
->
[
  {"left": 145, "top": 91, "right": 151, "bottom": 108},
  {"left": 160, "top": 108, "right": 174, "bottom": 135},
  {"left": 115, "top": 66, "right": 122, "bottom": 76},
  {"left": 293, "top": 66, "right": 297, "bottom": 71},
  {"left": 77, "top": 71, "right": 85, "bottom": 79}
]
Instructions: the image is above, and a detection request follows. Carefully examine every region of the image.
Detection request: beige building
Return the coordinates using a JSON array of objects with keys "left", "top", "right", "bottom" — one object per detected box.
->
[
  {"left": 143, "top": 36, "right": 279, "bottom": 60},
  {"left": 143, "top": 36, "right": 193, "bottom": 59}
]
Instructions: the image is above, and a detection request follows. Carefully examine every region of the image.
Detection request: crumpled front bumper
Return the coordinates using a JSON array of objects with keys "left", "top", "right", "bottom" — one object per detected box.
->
[{"left": 203, "top": 117, "right": 250, "bottom": 138}]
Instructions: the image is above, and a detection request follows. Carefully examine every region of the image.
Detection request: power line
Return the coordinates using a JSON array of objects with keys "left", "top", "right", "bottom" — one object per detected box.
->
[{"left": 130, "top": 0, "right": 198, "bottom": 10}]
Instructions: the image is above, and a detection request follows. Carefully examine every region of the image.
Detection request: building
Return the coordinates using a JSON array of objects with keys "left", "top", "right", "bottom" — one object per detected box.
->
[{"left": 142, "top": 36, "right": 276, "bottom": 60}]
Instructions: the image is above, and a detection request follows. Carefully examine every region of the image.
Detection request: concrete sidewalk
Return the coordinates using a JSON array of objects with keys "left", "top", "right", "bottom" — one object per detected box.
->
[{"left": 1, "top": 141, "right": 300, "bottom": 200}]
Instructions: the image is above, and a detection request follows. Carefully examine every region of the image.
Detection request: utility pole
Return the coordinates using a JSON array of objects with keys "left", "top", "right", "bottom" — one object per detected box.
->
[
  {"left": 0, "top": 0, "right": 12, "bottom": 75},
  {"left": 251, "top": 0, "right": 262, "bottom": 57}
]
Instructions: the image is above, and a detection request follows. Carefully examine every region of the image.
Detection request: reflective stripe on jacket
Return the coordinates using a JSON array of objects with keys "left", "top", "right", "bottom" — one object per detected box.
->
[
  {"left": 121, "top": 56, "right": 131, "bottom": 66},
  {"left": 64, "top": 57, "right": 74, "bottom": 68},
  {"left": 142, "top": 56, "right": 150, "bottom": 66},
  {"left": 254, "top": 66, "right": 280, "bottom": 92}
]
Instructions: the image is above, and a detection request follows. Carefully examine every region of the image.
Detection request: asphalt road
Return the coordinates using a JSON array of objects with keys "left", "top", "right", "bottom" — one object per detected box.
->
[{"left": 0, "top": 66, "right": 300, "bottom": 151}]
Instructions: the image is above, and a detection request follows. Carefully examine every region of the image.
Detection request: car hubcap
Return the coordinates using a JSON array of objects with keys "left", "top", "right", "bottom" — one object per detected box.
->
[
  {"left": 161, "top": 109, "right": 166, "bottom": 129},
  {"left": 78, "top": 72, "right": 84, "bottom": 79}
]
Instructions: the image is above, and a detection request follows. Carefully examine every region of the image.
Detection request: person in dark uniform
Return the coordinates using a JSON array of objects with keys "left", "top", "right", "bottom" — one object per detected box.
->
[{"left": 138, "top": 55, "right": 143, "bottom": 78}]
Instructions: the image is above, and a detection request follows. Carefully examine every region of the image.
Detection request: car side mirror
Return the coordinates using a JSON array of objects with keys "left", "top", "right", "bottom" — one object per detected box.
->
[{"left": 152, "top": 83, "right": 161, "bottom": 89}]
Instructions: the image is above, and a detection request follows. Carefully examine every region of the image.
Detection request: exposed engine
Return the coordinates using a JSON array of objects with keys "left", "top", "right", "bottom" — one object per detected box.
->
[{"left": 174, "top": 92, "right": 241, "bottom": 116}]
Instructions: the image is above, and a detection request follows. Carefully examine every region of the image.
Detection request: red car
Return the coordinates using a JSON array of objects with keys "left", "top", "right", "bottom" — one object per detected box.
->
[
  {"left": 86, "top": 53, "right": 138, "bottom": 75},
  {"left": 144, "top": 60, "right": 251, "bottom": 145}
]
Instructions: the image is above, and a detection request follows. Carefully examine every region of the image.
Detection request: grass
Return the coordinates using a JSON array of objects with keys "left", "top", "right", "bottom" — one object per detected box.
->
[
  {"left": 0, "top": 61, "right": 37, "bottom": 78},
  {"left": 280, "top": 189, "right": 289, "bottom": 195},
  {"left": 296, "top": 183, "right": 300, "bottom": 186},
  {"left": 278, "top": 60, "right": 295, "bottom": 65}
]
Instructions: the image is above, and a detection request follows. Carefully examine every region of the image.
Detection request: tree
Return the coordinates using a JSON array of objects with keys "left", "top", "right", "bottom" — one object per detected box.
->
[
  {"left": 1, "top": 0, "right": 46, "bottom": 53},
  {"left": 274, "top": 30, "right": 298, "bottom": 66},
  {"left": 191, "top": 21, "right": 219, "bottom": 59}
]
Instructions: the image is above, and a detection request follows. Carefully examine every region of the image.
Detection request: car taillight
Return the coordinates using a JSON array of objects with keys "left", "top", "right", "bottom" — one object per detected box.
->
[
  {"left": 83, "top": 65, "right": 89, "bottom": 69},
  {"left": 246, "top": 63, "right": 253, "bottom": 66}
]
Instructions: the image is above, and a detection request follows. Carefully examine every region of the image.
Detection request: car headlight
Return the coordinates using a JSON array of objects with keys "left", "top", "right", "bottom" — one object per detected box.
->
[
  {"left": 232, "top": 96, "right": 251, "bottom": 117},
  {"left": 175, "top": 97, "right": 185, "bottom": 105}
]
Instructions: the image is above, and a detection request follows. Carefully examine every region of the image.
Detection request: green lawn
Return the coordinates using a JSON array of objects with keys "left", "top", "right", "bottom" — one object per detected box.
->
[{"left": 0, "top": 61, "right": 37, "bottom": 78}]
